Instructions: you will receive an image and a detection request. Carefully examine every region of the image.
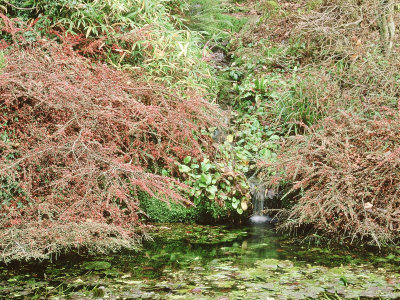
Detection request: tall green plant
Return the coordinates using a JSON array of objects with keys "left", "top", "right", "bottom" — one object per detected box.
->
[{"left": 7, "top": 0, "right": 217, "bottom": 93}]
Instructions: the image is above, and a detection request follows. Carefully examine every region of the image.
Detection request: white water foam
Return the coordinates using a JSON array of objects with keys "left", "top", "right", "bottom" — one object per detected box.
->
[{"left": 249, "top": 215, "right": 272, "bottom": 224}]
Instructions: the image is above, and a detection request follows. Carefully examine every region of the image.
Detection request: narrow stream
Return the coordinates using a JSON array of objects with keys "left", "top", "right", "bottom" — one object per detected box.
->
[{"left": 1, "top": 224, "right": 400, "bottom": 299}]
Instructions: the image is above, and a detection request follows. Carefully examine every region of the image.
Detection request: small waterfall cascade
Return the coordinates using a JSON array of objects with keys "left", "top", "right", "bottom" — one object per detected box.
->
[{"left": 248, "top": 177, "right": 274, "bottom": 224}]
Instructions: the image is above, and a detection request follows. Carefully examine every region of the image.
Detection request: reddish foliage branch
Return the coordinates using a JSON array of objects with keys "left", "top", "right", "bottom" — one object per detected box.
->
[
  {"left": 269, "top": 111, "right": 400, "bottom": 245},
  {"left": 0, "top": 27, "right": 219, "bottom": 259},
  {"left": 45, "top": 24, "right": 154, "bottom": 60}
]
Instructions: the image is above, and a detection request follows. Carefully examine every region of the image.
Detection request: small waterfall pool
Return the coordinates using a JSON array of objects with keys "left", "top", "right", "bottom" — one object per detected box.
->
[
  {"left": 1, "top": 224, "right": 400, "bottom": 299},
  {"left": 249, "top": 176, "right": 276, "bottom": 225}
]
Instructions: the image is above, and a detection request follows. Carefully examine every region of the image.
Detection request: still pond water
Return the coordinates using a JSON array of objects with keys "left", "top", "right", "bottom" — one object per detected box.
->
[{"left": 1, "top": 224, "right": 400, "bottom": 299}]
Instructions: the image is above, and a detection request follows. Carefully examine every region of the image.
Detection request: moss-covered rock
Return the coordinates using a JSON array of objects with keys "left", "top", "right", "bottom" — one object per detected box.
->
[{"left": 139, "top": 192, "right": 197, "bottom": 223}]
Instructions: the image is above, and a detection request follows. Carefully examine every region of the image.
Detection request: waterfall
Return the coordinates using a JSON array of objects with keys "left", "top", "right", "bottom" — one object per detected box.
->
[
  {"left": 252, "top": 184, "right": 265, "bottom": 215},
  {"left": 248, "top": 177, "right": 273, "bottom": 224}
]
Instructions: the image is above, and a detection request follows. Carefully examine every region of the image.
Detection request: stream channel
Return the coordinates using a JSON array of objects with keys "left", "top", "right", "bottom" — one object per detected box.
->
[{"left": 1, "top": 223, "right": 400, "bottom": 299}]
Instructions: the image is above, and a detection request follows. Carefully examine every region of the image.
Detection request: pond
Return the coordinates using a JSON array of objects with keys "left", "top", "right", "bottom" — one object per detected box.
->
[{"left": 1, "top": 224, "right": 400, "bottom": 299}]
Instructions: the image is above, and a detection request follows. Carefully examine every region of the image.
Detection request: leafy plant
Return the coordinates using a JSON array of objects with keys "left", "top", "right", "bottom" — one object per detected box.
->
[
  {"left": 32, "top": 0, "right": 141, "bottom": 37},
  {"left": 177, "top": 155, "right": 250, "bottom": 218},
  {"left": 232, "top": 69, "right": 340, "bottom": 134}
]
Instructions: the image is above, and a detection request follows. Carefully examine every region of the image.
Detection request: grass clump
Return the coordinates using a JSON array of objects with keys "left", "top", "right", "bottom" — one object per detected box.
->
[{"left": 181, "top": 0, "right": 247, "bottom": 43}]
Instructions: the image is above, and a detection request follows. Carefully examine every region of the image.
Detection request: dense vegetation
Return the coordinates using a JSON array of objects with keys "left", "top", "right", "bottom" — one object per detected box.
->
[
  {"left": 227, "top": 0, "right": 400, "bottom": 246},
  {"left": 0, "top": 0, "right": 251, "bottom": 261},
  {"left": 1, "top": 0, "right": 400, "bottom": 262}
]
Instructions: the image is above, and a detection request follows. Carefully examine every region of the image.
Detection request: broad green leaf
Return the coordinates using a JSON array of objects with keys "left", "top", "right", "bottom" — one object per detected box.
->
[
  {"left": 207, "top": 185, "right": 218, "bottom": 196},
  {"left": 201, "top": 163, "right": 212, "bottom": 172},
  {"left": 179, "top": 165, "right": 191, "bottom": 173},
  {"left": 200, "top": 174, "right": 212, "bottom": 185}
]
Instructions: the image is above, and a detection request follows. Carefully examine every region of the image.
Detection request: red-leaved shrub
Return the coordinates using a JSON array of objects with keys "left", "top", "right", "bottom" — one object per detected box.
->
[
  {"left": 0, "top": 28, "right": 219, "bottom": 261},
  {"left": 269, "top": 111, "right": 400, "bottom": 246}
]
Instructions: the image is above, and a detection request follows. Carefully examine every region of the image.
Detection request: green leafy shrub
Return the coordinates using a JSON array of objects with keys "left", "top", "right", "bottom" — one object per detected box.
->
[
  {"left": 232, "top": 70, "right": 328, "bottom": 134},
  {"left": 31, "top": 0, "right": 159, "bottom": 37},
  {"left": 230, "top": 110, "right": 280, "bottom": 173},
  {"left": 0, "top": 1, "right": 36, "bottom": 19},
  {"left": 233, "top": 75, "right": 269, "bottom": 106},
  {"left": 177, "top": 155, "right": 250, "bottom": 219}
]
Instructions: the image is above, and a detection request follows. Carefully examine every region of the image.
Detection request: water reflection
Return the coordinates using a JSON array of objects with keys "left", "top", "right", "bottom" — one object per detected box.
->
[
  {"left": 238, "top": 225, "right": 279, "bottom": 267},
  {"left": 1, "top": 224, "right": 399, "bottom": 299}
]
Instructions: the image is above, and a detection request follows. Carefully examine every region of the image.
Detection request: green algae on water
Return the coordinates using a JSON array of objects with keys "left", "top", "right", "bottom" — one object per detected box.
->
[{"left": 1, "top": 224, "right": 400, "bottom": 299}]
